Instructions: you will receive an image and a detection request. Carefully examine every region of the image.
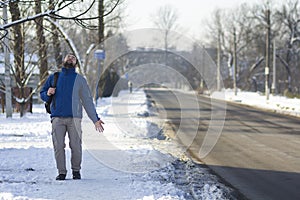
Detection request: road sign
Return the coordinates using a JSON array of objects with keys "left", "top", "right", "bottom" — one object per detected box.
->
[{"left": 94, "top": 49, "right": 105, "bottom": 60}]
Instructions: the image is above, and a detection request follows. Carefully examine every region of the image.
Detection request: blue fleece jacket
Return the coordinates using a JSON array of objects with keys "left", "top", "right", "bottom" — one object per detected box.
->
[{"left": 40, "top": 67, "right": 100, "bottom": 123}]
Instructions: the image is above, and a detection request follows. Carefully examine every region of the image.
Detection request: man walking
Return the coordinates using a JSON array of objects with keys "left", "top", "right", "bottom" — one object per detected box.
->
[{"left": 40, "top": 53, "right": 104, "bottom": 180}]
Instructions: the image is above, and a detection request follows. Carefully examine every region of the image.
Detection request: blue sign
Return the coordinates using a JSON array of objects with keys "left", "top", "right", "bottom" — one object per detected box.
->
[{"left": 94, "top": 49, "right": 105, "bottom": 60}]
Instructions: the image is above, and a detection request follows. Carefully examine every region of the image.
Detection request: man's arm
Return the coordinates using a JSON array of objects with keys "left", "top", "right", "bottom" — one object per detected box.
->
[
  {"left": 80, "top": 77, "right": 104, "bottom": 132},
  {"left": 40, "top": 75, "right": 53, "bottom": 102},
  {"left": 79, "top": 77, "right": 102, "bottom": 123}
]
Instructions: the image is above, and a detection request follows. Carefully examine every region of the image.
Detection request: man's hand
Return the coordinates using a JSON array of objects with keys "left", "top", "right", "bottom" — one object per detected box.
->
[
  {"left": 47, "top": 87, "right": 56, "bottom": 96},
  {"left": 95, "top": 119, "right": 105, "bottom": 133}
]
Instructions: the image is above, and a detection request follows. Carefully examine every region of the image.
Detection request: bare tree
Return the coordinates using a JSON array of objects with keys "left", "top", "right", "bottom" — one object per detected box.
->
[
  {"left": 202, "top": 0, "right": 300, "bottom": 95},
  {"left": 0, "top": 0, "right": 123, "bottom": 117},
  {"left": 274, "top": 0, "right": 300, "bottom": 92},
  {"left": 204, "top": 4, "right": 255, "bottom": 91},
  {"left": 152, "top": 4, "right": 180, "bottom": 53}
]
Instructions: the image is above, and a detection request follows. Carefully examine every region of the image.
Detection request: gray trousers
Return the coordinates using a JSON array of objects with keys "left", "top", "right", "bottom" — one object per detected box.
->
[{"left": 51, "top": 117, "right": 82, "bottom": 174}]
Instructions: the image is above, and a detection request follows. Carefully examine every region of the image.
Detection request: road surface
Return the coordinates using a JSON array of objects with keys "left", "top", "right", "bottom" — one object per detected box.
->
[{"left": 146, "top": 88, "right": 300, "bottom": 200}]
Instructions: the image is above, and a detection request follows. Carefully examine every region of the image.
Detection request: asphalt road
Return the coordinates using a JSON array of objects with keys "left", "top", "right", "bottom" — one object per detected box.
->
[{"left": 146, "top": 88, "right": 300, "bottom": 200}]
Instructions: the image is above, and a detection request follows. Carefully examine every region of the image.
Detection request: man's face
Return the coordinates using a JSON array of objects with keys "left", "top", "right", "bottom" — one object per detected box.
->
[{"left": 64, "top": 54, "right": 77, "bottom": 67}]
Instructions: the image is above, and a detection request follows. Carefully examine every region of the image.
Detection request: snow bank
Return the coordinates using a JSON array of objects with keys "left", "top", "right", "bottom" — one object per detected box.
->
[{"left": 212, "top": 89, "right": 300, "bottom": 117}]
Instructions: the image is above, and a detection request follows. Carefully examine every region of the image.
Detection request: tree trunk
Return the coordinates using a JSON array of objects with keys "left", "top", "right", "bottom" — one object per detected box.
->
[
  {"left": 49, "top": 0, "right": 62, "bottom": 68},
  {"left": 9, "top": 1, "right": 25, "bottom": 117},
  {"left": 9, "top": 1, "right": 24, "bottom": 83},
  {"left": 98, "top": 0, "right": 105, "bottom": 44},
  {"left": 35, "top": 1, "right": 48, "bottom": 83}
]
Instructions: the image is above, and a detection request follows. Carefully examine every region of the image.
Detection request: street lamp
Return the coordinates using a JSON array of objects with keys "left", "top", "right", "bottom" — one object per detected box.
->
[{"left": 94, "top": 49, "right": 105, "bottom": 105}]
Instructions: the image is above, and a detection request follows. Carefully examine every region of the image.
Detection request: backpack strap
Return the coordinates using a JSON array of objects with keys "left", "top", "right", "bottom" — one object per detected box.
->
[
  {"left": 51, "top": 72, "right": 59, "bottom": 109},
  {"left": 52, "top": 72, "right": 59, "bottom": 88}
]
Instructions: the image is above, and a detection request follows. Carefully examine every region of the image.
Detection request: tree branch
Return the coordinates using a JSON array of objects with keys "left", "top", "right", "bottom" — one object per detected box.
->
[
  {"left": 0, "top": 10, "right": 54, "bottom": 30},
  {"left": 0, "top": 0, "right": 121, "bottom": 35}
]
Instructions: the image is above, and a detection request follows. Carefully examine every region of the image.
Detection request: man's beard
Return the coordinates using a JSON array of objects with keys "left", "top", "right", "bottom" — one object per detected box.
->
[{"left": 64, "top": 62, "right": 75, "bottom": 68}]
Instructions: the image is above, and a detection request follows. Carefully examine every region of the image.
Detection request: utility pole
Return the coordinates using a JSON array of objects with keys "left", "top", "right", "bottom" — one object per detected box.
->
[
  {"left": 217, "top": 28, "right": 221, "bottom": 91},
  {"left": 3, "top": 2, "right": 13, "bottom": 118},
  {"left": 265, "top": 9, "right": 271, "bottom": 100},
  {"left": 271, "top": 40, "right": 276, "bottom": 94},
  {"left": 200, "top": 46, "right": 205, "bottom": 89},
  {"left": 233, "top": 27, "right": 237, "bottom": 96}
]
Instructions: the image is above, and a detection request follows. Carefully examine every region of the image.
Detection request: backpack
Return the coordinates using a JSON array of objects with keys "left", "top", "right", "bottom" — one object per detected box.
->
[{"left": 45, "top": 72, "right": 59, "bottom": 114}]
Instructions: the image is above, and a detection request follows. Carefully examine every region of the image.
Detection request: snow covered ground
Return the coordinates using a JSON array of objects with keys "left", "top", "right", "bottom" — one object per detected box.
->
[
  {"left": 212, "top": 89, "right": 300, "bottom": 118},
  {"left": 0, "top": 89, "right": 236, "bottom": 200}
]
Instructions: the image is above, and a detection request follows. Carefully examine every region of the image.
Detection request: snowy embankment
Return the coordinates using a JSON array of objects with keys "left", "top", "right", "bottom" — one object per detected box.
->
[
  {"left": 0, "top": 89, "right": 236, "bottom": 200},
  {"left": 212, "top": 89, "right": 300, "bottom": 118}
]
